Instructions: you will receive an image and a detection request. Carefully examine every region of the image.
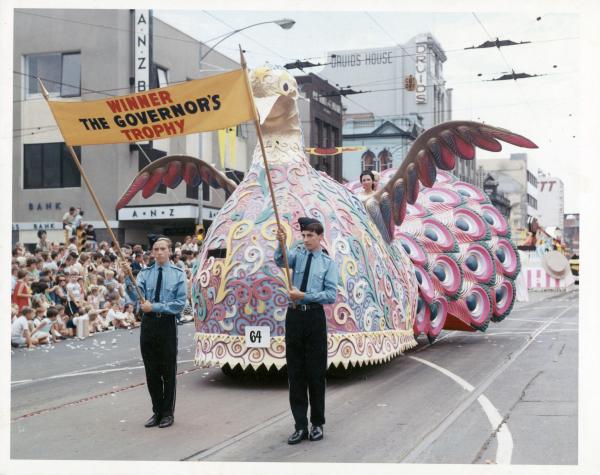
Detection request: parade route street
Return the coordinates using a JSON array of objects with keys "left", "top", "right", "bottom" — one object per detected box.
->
[{"left": 10, "top": 289, "right": 578, "bottom": 464}]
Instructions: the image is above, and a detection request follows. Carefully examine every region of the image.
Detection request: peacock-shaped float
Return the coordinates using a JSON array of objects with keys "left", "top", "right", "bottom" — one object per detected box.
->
[{"left": 117, "top": 66, "right": 537, "bottom": 372}]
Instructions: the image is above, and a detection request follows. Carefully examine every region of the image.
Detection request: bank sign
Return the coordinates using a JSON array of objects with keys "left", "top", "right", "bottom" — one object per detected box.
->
[{"left": 117, "top": 204, "right": 220, "bottom": 221}]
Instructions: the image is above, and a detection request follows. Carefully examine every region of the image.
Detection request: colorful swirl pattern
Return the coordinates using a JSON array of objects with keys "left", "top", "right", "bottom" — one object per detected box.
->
[{"left": 194, "top": 133, "right": 418, "bottom": 369}]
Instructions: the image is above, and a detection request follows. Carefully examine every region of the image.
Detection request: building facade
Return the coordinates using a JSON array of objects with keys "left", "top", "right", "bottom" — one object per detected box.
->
[
  {"left": 321, "top": 33, "right": 452, "bottom": 130},
  {"left": 563, "top": 213, "right": 580, "bottom": 255},
  {"left": 295, "top": 73, "right": 343, "bottom": 181},
  {"left": 319, "top": 32, "right": 477, "bottom": 184},
  {"left": 13, "top": 9, "right": 255, "bottom": 247},
  {"left": 341, "top": 113, "right": 423, "bottom": 181},
  {"left": 536, "top": 170, "right": 565, "bottom": 229},
  {"left": 478, "top": 153, "right": 540, "bottom": 233}
]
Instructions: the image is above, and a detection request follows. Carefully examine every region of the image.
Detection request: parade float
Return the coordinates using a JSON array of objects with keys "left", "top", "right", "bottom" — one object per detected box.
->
[{"left": 116, "top": 66, "right": 538, "bottom": 372}]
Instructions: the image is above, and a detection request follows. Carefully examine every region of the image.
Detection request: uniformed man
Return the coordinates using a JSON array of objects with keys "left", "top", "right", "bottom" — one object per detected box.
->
[
  {"left": 275, "top": 217, "right": 339, "bottom": 445},
  {"left": 128, "top": 236, "right": 186, "bottom": 429}
]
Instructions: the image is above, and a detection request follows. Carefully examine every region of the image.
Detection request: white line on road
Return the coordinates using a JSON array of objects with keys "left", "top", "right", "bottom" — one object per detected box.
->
[
  {"left": 403, "top": 300, "right": 576, "bottom": 465},
  {"left": 11, "top": 359, "right": 196, "bottom": 386},
  {"left": 409, "top": 355, "right": 513, "bottom": 464}
]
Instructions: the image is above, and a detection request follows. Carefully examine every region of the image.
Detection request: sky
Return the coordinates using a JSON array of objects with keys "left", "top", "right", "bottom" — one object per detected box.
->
[{"left": 154, "top": 7, "right": 581, "bottom": 213}]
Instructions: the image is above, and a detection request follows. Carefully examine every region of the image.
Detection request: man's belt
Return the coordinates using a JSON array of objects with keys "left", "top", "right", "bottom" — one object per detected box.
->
[
  {"left": 144, "top": 312, "right": 176, "bottom": 318},
  {"left": 288, "top": 303, "right": 323, "bottom": 312}
]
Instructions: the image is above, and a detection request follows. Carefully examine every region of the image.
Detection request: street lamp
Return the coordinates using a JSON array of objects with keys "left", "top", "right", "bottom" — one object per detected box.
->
[
  {"left": 196, "top": 18, "right": 295, "bottom": 239},
  {"left": 199, "top": 18, "right": 296, "bottom": 63}
]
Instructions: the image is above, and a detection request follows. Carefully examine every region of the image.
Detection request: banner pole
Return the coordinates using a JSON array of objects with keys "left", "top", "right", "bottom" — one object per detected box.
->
[
  {"left": 238, "top": 46, "right": 293, "bottom": 291},
  {"left": 37, "top": 78, "right": 144, "bottom": 302}
]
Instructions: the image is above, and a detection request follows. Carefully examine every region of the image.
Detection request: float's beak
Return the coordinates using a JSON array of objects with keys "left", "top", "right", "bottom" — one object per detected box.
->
[{"left": 254, "top": 95, "right": 282, "bottom": 125}]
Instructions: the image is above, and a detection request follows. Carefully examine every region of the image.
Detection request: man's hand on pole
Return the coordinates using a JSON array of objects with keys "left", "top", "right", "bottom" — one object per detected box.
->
[{"left": 276, "top": 227, "right": 287, "bottom": 245}]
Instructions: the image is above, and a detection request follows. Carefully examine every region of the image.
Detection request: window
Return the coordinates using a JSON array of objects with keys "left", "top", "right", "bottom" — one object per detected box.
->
[
  {"left": 526, "top": 193, "right": 538, "bottom": 209},
  {"left": 361, "top": 150, "right": 375, "bottom": 171},
  {"left": 23, "top": 143, "right": 81, "bottom": 189},
  {"left": 378, "top": 148, "right": 393, "bottom": 171},
  {"left": 138, "top": 147, "right": 166, "bottom": 194},
  {"left": 26, "top": 52, "right": 80, "bottom": 97}
]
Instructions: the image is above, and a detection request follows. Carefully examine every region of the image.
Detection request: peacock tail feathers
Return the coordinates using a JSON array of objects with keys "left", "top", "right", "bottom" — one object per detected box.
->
[{"left": 395, "top": 171, "right": 520, "bottom": 340}]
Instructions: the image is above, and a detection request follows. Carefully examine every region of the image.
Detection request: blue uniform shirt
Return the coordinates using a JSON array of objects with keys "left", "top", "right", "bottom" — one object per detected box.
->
[
  {"left": 134, "top": 261, "right": 187, "bottom": 315},
  {"left": 275, "top": 243, "right": 339, "bottom": 305}
]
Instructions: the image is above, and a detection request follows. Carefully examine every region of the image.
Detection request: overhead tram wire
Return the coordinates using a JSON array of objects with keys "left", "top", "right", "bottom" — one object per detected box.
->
[
  {"left": 470, "top": 12, "right": 545, "bottom": 133},
  {"left": 11, "top": 69, "right": 573, "bottom": 140}
]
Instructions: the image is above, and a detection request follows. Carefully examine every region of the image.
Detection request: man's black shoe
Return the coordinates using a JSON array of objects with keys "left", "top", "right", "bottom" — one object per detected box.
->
[
  {"left": 287, "top": 428, "right": 308, "bottom": 445},
  {"left": 144, "top": 414, "right": 160, "bottom": 428},
  {"left": 309, "top": 425, "right": 323, "bottom": 441},
  {"left": 159, "top": 415, "right": 174, "bottom": 428}
]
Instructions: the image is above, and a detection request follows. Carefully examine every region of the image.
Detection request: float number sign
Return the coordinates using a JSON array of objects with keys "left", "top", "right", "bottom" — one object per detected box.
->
[{"left": 245, "top": 326, "right": 271, "bottom": 348}]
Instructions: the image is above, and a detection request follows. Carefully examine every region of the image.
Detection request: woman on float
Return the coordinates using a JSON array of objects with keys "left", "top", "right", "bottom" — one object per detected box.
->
[{"left": 356, "top": 170, "right": 379, "bottom": 201}]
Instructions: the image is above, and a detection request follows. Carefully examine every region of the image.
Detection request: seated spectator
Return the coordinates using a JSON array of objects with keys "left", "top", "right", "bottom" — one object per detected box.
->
[
  {"left": 25, "top": 257, "right": 40, "bottom": 281},
  {"left": 12, "top": 270, "right": 32, "bottom": 312},
  {"left": 123, "top": 303, "right": 140, "bottom": 328},
  {"left": 172, "top": 254, "right": 185, "bottom": 270},
  {"left": 105, "top": 282, "right": 121, "bottom": 305},
  {"left": 11, "top": 264, "right": 19, "bottom": 293},
  {"left": 11, "top": 307, "right": 36, "bottom": 348},
  {"left": 55, "top": 305, "right": 70, "bottom": 338},
  {"left": 30, "top": 308, "right": 53, "bottom": 345},
  {"left": 61, "top": 253, "right": 77, "bottom": 275},
  {"left": 131, "top": 252, "right": 145, "bottom": 272},
  {"left": 88, "top": 310, "right": 103, "bottom": 334},
  {"left": 46, "top": 306, "right": 63, "bottom": 341},
  {"left": 31, "top": 280, "right": 51, "bottom": 311},
  {"left": 67, "top": 236, "right": 78, "bottom": 254},
  {"left": 181, "top": 235, "right": 198, "bottom": 253},
  {"left": 96, "top": 306, "right": 112, "bottom": 330},
  {"left": 53, "top": 275, "right": 69, "bottom": 307},
  {"left": 32, "top": 307, "right": 46, "bottom": 329},
  {"left": 106, "top": 301, "right": 129, "bottom": 329},
  {"left": 79, "top": 253, "right": 93, "bottom": 276},
  {"left": 35, "top": 230, "right": 50, "bottom": 253},
  {"left": 85, "top": 224, "right": 97, "bottom": 251},
  {"left": 70, "top": 253, "right": 84, "bottom": 275},
  {"left": 66, "top": 272, "right": 84, "bottom": 317},
  {"left": 73, "top": 305, "right": 92, "bottom": 339},
  {"left": 87, "top": 285, "right": 102, "bottom": 310}
]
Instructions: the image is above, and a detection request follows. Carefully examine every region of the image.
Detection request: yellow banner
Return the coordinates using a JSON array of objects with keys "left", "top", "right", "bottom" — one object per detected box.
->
[{"left": 45, "top": 69, "right": 254, "bottom": 146}]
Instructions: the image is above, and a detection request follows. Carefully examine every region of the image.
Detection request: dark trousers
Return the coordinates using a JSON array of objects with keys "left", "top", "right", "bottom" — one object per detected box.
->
[
  {"left": 140, "top": 314, "right": 178, "bottom": 417},
  {"left": 285, "top": 306, "right": 327, "bottom": 430}
]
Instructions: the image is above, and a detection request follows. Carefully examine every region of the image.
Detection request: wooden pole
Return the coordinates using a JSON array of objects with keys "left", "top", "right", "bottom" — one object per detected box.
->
[
  {"left": 238, "top": 46, "right": 293, "bottom": 291},
  {"left": 37, "top": 78, "right": 144, "bottom": 302}
]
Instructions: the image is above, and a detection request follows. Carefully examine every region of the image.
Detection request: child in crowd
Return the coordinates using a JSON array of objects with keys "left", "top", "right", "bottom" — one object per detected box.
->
[
  {"left": 88, "top": 310, "right": 103, "bottom": 334},
  {"left": 32, "top": 306, "right": 46, "bottom": 329},
  {"left": 87, "top": 285, "right": 102, "bottom": 310},
  {"left": 73, "top": 305, "right": 92, "bottom": 339},
  {"left": 30, "top": 307, "right": 57, "bottom": 345},
  {"left": 104, "top": 300, "right": 127, "bottom": 329},
  {"left": 11, "top": 307, "right": 36, "bottom": 348},
  {"left": 56, "top": 304, "right": 74, "bottom": 338},
  {"left": 122, "top": 303, "right": 139, "bottom": 328}
]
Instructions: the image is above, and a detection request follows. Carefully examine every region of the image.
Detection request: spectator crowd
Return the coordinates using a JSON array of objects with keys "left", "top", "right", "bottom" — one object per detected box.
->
[{"left": 11, "top": 214, "right": 200, "bottom": 349}]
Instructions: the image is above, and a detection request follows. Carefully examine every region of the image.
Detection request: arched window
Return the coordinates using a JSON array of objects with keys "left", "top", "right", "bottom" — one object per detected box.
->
[
  {"left": 361, "top": 150, "right": 375, "bottom": 171},
  {"left": 378, "top": 148, "right": 393, "bottom": 171}
]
